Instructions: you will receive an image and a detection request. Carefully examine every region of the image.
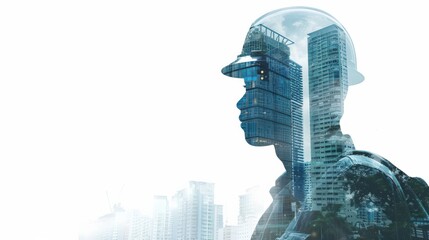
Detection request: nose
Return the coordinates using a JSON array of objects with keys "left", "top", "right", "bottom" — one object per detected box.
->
[{"left": 236, "top": 94, "right": 246, "bottom": 110}]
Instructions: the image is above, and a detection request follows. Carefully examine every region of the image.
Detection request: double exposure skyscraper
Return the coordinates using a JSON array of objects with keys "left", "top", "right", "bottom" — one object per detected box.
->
[
  {"left": 308, "top": 24, "right": 355, "bottom": 211},
  {"left": 221, "top": 24, "right": 304, "bottom": 202},
  {"left": 222, "top": 23, "right": 304, "bottom": 239}
]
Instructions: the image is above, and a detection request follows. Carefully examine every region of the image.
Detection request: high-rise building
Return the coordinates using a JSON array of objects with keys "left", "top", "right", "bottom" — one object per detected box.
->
[
  {"left": 170, "top": 181, "right": 215, "bottom": 240},
  {"left": 237, "top": 187, "right": 266, "bottom": 240},
  {"left": 289, "top": 60, "right": 305, "bottom": 203},
  {"left": 222, "top": 24, "right": 304, "bottom": 203},
  {"left": 80, "top": 204, "right": 151, "bottom": 240},
  {"left": 220, "top": 225, "right": 239, "bottom": 240},
  {"left": 222, "top": 24, "right": 304, "bottom": 239},
  {"left": 308, "top": 24, "right": 355, "bottom": 211},
  {"left": 303, "top": 162, "right": 312, "bottom": 211},
  {"left": 152, "top": 196, "right": 169, "bottom": 240},
  {"left": 214, "top": 205, "right": 224, "bottom": 240}
]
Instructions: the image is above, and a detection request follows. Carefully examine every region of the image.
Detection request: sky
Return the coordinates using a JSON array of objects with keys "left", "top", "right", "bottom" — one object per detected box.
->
[{"left": 1, "top": 1, "right": 429, "bottom": 240}]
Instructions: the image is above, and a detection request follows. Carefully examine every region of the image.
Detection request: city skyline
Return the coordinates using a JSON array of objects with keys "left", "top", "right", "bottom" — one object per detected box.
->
[
  {"left": 97, "top": 182, "right": 271, "bottom": 223},
  {"left": 80, "top": 181, "right": 270, "bottom": 240}
]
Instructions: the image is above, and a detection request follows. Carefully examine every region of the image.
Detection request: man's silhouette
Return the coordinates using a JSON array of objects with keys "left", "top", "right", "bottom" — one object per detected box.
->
[{"left": 222, "top": 6, "right": 429, "bottom": 240}]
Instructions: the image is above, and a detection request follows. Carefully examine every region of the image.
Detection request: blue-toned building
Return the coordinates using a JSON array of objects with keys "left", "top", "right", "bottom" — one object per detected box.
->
[
  {"left": 303, "top": 161, "right": 312, "bottom": 211},
  {"left": 222, "top": 24, "right": 304, "bottom": 202},
  {"left": 222, "top": 24, "right": 304, "bottom": 239},
  {"left": 308, "top": 24, "right": 355, "bottom": 211}
]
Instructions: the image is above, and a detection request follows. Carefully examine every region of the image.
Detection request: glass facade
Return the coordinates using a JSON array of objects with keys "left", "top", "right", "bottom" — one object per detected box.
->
[
  {"left": 308, "top": 24, "right": 355, "bottom": 211},
  {"left": 222, "top": 24, "right": 304, "bottom": 200},
  {"left": 222, "top": 24, "right": 304, "bottom": 239}
]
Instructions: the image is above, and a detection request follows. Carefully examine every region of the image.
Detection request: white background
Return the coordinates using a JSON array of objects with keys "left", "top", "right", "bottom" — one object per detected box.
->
[{"left": 1, "top": 1, "right": 428, "bottom": 239}]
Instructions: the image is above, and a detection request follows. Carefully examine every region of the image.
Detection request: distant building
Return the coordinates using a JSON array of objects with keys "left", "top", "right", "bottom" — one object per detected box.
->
[
  {"left": 214, "top": 205, "right": 224, "bottom": 240},
  {"left": 356, "top": 200, "right": 388, "bottom": 228},
  {"left": 170, "top": 181, "right": 215, "bottom": 240},
  {"left": 238, "top": 187, "right": 266, "bottom": 240},
  {"left": 80, "top": 204, "right": 151, "bottom": 240},
  {"left": 220, "top": 225, "right": 239, "bottom": 240},
  {"left": 152, "top": 196, "right": 169, "bottom": 240}
]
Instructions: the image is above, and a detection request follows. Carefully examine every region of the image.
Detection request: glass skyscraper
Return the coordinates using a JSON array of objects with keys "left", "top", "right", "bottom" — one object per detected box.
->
[
  {"left": 222, "top": 24, "right": 304, "bottom": 239},
  {"left": 308, "top": 24, "right": 355, "bottom": 211},
  {"left": 222, "top": 24, "right": 304, "bottom": 202}
]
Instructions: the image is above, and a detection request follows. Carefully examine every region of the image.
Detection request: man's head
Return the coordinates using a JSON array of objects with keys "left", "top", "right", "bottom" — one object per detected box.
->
[
  {"left": 222, "top": 24, "right": 296, "bottom": 147},
  {"left": 221, "top": 7, "right": 364, "bottom": 148}
]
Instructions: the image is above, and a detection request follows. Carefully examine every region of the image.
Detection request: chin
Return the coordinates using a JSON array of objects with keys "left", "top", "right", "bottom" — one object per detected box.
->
[{"left": 245, "top": 137, "right": 272, "bottom": 147}]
